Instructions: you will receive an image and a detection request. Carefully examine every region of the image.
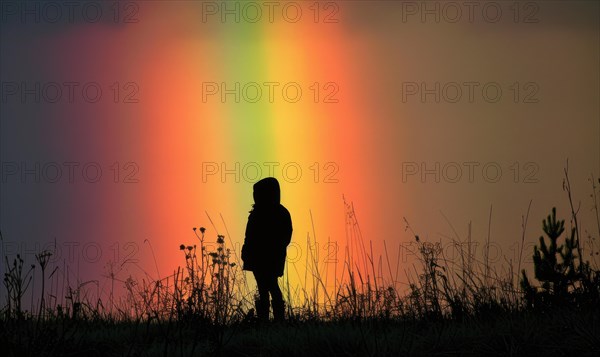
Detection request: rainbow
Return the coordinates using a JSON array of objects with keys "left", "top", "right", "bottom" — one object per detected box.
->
[
  {"left": 125, "top": 1, "right": 375, "bottom": 293},
  {"left": 1, "top": 1, "right": 385, "bottom": 305}
]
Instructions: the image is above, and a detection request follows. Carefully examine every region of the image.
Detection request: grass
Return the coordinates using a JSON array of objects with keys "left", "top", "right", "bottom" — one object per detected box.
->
[
  {"left": 1, "top": 167, "right": 599, "bottom": 356},
  {"left": 1, "top": 306, "right": 598, "bottom": 356}
]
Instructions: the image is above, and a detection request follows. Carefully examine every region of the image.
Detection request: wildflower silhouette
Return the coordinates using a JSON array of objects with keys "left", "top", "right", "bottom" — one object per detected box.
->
[
  {"left": 177, "top": 227, "right": 239, "bottom": 325},
  {"left": 242, "top": 177, "right": 293, "bottom": 322}
]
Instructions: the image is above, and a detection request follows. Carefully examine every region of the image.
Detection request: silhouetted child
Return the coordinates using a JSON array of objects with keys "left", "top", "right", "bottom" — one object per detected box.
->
[{"left": 242, "top": 177, "right": 293, "bottom": 322}]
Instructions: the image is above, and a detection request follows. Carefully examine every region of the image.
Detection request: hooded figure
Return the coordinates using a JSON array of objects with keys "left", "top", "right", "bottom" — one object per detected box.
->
[{"left": 241, "top": 177, "right": 292, "bottom": 321}]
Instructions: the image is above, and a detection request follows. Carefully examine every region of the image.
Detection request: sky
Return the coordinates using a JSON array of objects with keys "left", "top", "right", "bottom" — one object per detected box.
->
[{"left": 0, "top": 0, "right": 598, "bottom": 309}]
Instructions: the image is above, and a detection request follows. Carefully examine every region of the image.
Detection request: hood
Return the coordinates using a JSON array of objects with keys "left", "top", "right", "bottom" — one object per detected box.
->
[{"left": 253, "top": 177, "right": 280, "bottom": 205}]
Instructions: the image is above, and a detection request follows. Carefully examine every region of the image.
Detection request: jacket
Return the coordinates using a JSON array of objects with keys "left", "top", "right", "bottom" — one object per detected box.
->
[{"left": 241, "top": 177, "right": 293, "bottom": 277}]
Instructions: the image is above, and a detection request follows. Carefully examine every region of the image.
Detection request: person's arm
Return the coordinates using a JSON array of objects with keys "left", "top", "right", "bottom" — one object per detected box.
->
[
  {"left": 282, "top": 208, "right": 293, "bottom": 247},
  {"left": 241, "top": 212, "right": 255, "bottom": 263}
]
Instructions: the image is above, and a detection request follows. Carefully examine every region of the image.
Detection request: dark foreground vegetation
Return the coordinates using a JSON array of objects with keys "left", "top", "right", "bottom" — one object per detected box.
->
[
  {"left": 1, "top": 167, "right": 600, "bottom": 356},
  {"left": 1, "top": 306, "right": 599, "bottom": 356}
]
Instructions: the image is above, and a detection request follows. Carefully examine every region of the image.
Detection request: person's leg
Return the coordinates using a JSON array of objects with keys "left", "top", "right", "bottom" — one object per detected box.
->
[
  {"left": 267, "top": 275, "right": 285, "bottom": 321},
  {"left": 253, "top": 271, "right": 270, "bottom": 321}
]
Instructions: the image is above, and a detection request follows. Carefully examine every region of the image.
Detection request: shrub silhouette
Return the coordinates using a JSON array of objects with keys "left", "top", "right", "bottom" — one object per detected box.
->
[{"left": 520, "top": 207, "right": 598, "bottom": 308}]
